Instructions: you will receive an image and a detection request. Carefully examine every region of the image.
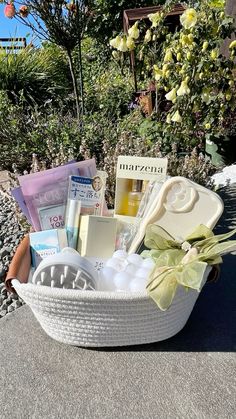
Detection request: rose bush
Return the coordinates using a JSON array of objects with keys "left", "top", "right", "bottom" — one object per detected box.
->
[{"left": 110, "top": 0, "right": 236, "bottom": 152}]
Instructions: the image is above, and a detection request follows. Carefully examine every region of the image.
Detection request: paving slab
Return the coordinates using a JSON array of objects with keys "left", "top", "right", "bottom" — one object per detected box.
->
[{"left": 0, "top": 185, "right": 235, "bottom": 419}]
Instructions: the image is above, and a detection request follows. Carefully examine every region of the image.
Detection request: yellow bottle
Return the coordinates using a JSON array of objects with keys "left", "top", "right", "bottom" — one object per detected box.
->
[{"left": 127, "top": 179, "right": 143, "bottom": 217}]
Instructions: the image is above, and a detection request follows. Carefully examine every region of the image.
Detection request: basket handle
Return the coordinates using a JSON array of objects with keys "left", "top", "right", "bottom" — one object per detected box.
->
[{"left": 5, "top": 235, "right": 31, "bottom": 294}]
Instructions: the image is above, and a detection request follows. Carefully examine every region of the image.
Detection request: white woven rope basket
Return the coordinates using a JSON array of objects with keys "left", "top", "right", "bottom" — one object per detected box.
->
[{"left": 12, "top": 277, "right": 207, "bottom": 347}]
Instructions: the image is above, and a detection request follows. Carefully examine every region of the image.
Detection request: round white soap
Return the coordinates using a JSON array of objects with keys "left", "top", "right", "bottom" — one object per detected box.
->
[
  {"left": 135, "top": 267, "right": 150, "bottom": 279},
  {"left": 98, "top": 267, "right": 116, "bottom": 291},
  {"left": 124, "top": 263, "right": 138, "bottom": 276},
  {"left": 106, "top": 258, "right": 124, "bottom": 271},
  {"left": 129, "top": 276, "right": 148, "bottom": 292},
  {"left": 113, "top": 272, "right": 131, "bottom": 291},
  {"left": 127, "top": 253, "right": 143, "bottom": 266},
  {"left": 113, "top": 249, "right": 128, "bottom": 260}
]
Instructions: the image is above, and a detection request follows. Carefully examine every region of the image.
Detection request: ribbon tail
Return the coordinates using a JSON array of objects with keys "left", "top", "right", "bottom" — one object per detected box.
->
[
  {"left": 147, "top": 273, "right": 178, "bottom": 311},
  {"left": 175, "top": 261, "right": 208, "bottom": 291}
]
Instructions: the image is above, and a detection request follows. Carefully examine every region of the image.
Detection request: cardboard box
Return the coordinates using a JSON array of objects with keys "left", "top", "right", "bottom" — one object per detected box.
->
[{"left": 29, "top": 229, "right": 68, "bottom": 268}]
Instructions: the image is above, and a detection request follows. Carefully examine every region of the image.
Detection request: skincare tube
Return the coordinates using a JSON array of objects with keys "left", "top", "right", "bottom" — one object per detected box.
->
[{"left": 65, "top": 199, "right": 81, "bottom": 249}]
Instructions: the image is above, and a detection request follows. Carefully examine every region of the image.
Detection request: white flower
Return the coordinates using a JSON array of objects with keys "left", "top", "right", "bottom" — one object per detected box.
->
[{"left": 180, "top": 8, "right": 198, "bottom": 29}]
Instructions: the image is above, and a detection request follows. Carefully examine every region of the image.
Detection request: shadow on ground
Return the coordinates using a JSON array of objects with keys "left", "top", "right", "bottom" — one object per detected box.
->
[{"left": 93, "top": 185, "right": 236, "bottom": 353}]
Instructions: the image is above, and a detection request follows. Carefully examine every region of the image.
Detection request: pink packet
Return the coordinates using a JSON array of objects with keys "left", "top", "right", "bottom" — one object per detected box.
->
[{"left": 19, "top": 159, "right": 97, "bottom": 231}]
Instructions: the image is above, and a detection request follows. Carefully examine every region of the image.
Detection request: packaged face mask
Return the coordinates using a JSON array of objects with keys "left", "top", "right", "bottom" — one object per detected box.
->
[{"left": 18, "top": 159, "right": 97, "bottom": 231}]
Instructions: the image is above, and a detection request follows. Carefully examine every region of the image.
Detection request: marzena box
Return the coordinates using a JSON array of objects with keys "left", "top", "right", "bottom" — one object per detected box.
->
[{"left": 114, "top": 155, "right": 168, "bottom": 224}]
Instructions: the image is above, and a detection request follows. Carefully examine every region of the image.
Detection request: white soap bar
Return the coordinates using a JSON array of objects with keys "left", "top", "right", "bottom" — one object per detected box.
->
[{"left": 128, "top": 176, "right": 224, "bottom": 254}]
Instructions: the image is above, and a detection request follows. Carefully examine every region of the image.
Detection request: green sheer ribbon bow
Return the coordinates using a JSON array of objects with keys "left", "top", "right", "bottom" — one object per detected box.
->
[{"left": 142, "top": 224, "right": 236, "bottom": 311}]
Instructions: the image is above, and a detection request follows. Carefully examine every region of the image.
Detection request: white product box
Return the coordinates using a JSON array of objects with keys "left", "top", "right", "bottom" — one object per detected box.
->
[
  {"left": 114, "top": 155, "right": 168, "bottom": 224},
  {"left": 77, "top": 215, "right": 117, "bottom": 259}
]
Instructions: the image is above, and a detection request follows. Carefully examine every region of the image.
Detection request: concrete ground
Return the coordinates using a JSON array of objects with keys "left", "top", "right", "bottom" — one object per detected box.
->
[{"left": 0, "top": 185, "right": 235, "bottom": 419}]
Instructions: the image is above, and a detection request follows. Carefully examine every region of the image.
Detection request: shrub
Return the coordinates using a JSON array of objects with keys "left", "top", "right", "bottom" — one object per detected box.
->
[{"left": 0, "top": 44, "right": 72, "bottom": 106}]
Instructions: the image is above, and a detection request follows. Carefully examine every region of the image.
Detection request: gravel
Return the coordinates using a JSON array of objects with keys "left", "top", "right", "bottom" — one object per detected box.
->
[
  {"left": 0, "top": 191, "right": 27, "bottom": 318},
  {"left": 211, "top": 164, "right": 236, "bottom": 187}
]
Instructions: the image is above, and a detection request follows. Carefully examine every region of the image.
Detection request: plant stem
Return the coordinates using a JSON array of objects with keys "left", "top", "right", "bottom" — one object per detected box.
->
[
  {"left": 78, "top": 28, "right": 84, "bottom": 126},
  {"left": 66, "top": 48, "right": 80, "bottom": 125}
]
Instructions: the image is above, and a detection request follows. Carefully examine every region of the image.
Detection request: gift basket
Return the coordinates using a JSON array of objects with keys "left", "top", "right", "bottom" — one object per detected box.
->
[{"left": 5, "top": 156, "right": 236, "bottom": 347}]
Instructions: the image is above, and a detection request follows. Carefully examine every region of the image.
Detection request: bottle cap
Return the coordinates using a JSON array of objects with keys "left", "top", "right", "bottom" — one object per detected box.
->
[{"left": 132, "top": 179, "right": 142, "bottom": 192}]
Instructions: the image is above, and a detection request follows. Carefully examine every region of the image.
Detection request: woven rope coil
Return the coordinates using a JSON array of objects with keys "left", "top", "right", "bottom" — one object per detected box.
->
[{"left": 12, "top": 278, "right": 204, "bottom": 347}]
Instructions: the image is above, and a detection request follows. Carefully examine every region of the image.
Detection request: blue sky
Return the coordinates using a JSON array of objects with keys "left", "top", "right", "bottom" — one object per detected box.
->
[{"left": 0, "top": 4, "right": 36, "bottom": 44}]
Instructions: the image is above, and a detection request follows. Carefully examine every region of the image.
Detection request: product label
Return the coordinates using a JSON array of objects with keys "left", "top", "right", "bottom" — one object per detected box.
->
[
  {"left": 117, "top": 156, "right": 168, "bottom": 181},
  {"left": 38, "top": 205, "right": 65, "bottom": 230},
  {"left": 68, "top": 174, "right": 106, "bottom": 215}
]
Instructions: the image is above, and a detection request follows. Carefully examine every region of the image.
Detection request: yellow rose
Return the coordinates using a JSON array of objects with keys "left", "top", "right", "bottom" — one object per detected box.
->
[
  {"left": 166, "top": 114, "right": 171, "bottom": 124},
  {"left": 148, "top": 12, "right": 161, "bottom": 28},
  {"left": 187, "top": 51, "right": 192, "bottom": 60},
  {"left": 165, "top": 87, "right": 177, "bottom": 102},
  {"left": 180, "top": 34, "right": 193, "bottom": 47},
  {"left": 201, "top": 89, "right": 213, "bottom": 104},
  {"left": 188, "top": 34, "right": 194, "bottom": 43},
  {"left": 202, "top": 41, "right": 208, "bottom": 51},
  {"left": 177, "top": 52, "right": 182, "bottom": 61},
  {"left": 117, "top": 37, "right": 128, "bottom": 52},
  {"left": 126, "top": 36, "right": 135, "bottom": 50},
  {"left": 144, "top": 29, "right": 152, "bottom": 43},
  {"left": 153, "top": 65, "right": 163, "bottom": 81},
  {"left": 128, "top": 22, "right": 139, "bottom": 40},
  {"left": 171, "top": 110, "right": 182, "bottom": 123},
  {"left": 164, "top": 49, "right": 173, "bottom": 63},
  {"left": 112, "top": 50, "right": 120, "bottom": 60},
  {"left": 165, "top": 70, "right": 171, "bottom": 78},
  {"left": 205, "top": 123, "right": 211, "bottom": 130},
  {"left": 109, "top": 35, "right": 122, "bottom": 49},
  {"left": 162, "top": 64, "right": 169, "bottom": 73},
  {"left": 177, "top": 80, "right": 190, "bottom": 96},
  {"left": 180, "top": 8, "right": 198, "bottom": 29},
  {"left": 225, "top": 92, "right": 232, "bottom": 101},
  {"left": 210, "top": 49, "right": 219, "bottom": 60},
  {"left": 229, "top": 40, "right": 236, "bottom": 49}
]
